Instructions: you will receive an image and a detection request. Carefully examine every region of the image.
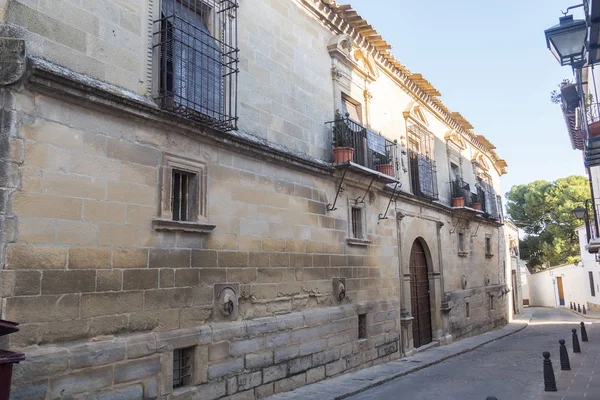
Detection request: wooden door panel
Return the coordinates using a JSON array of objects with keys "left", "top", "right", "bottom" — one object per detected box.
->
[{"left": 409, "top": 240, "right": 432, "bottom": 348}]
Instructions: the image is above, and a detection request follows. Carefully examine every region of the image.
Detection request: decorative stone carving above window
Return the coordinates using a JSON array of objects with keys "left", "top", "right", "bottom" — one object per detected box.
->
[
  {"left": 445, "top": 130, "right": 466, "bottom": 151},
  {"left": 328, "top": 34, "right": 378, "bottom": 82}
]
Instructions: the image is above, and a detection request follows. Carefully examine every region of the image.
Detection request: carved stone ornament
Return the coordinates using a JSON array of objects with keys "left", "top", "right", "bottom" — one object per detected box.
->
[
  {"left": 0, "top": 38, "right": 26, "bottom": 86},
  {"left": 213, "top": 283, "right": 239, "bottom": 321},
  {"left": 484, "top": 273, "right": 490, "bottom": 286},
  {"left": 461, "top": 274, "right": 468, "bottom": 290},
  {"left": 332, "top": 278, "right": 347, "bottom": 302}
]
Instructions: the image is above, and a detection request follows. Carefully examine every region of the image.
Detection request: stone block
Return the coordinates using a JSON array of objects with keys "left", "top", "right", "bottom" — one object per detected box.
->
[
  {"left": 218, "top": 251, "right": 249, "bottom": 268},
  {"left": 325, "top": 358, "right": 346, "bottom": 376},
  {"left": 150, "top": 249, "right": 191, "bottom": 268},
  {"left": 49, "top": 366, "right": 113, "bottom": 398},
  {"left": 0, "top": 270, "right": 40, "bottom": 296},
  {"left": 17, "top": 218, "right": 55, "bottom": 243},
  {"left": 71, "top": 340, "right": 126, "bottom": 369},
  {"left": 81, "top": 291, "right": 143, "bottom": 317},
  {"left": 126, "top": 205, "right": 155, "bottom": 225},
  {"left": 10, "top": 381, "right": 48, "bottom": 400},
  {"left": 246, "top": 317, "right": 278, "bottom": 336},
  {"left": 71, "top": 152, "right": 121, "bottom": 179},
  {"left": 98, "top": 224, "right": 139, "bottom": 246},
  {"left": 89, "top": 315, "right": 128, "bottom": 337},
  {"left": 43, "top": 171, "right": 106, "bottom": 199},
  {"left": 223, "top": 390, "right": 255, "bottom": 400},
  {"left": 276, "top": 313, "right": 304, "bottom": 330},
  {"left": 55, "top": 220, "right": 97, "bottom": 245},
  {"left": 122, "top": 162, "right": 157, "bottom": 186},
  {"left": 159, "top": 269, "right": 174, "bottom": 288},
  {"left": 288, "top": 355, "right": 312, "bottom": 374},
  {"left": 237, "top": 371, "right": 262, "bottom": 391},
  {"left": 230, "top": 337, "right": 265, "bottom": 356},
  {"left": 245, "top": 350, "right": 273, "bottom": 369},
  {"left": 199, "top": 268, "right": 226, "bottom": 283},
  {"left": 209, "top": 341, "right": 230, "bottom": 361},
  {"left": 5, "top": 294, "right": 79, "bottom": 323},
  {"left": 144, "top": 288, "right": 190, "bottom": 311},
  {"left": 263, "top": 363, "right": 287, "bottom": 384},
  {"left": 113, "top": 248, "right": 148, "bottom": 268},
  {"left": 248, "top": 253, "right": 270, "bottom": 268},
  {"left": 191, "top": 250, "right": 218, "bottom": 268},
  {"left": 227, "top": 376, "right": 238, "bottom": 395},
  {"left": 208, "top": 357, "right": 244, "bottom": 379},
  {"left": 195, "top": 380, "right": 227, "bottom": 400},
  {"left": 114, "top": 356, "right": 161, "bottom": 384},
  {"left": 107, "top": 181, "right": 155, "bottom": 206},
  {"left": 312, "top": 348, "right": 340, "bottom": 366},
  {"left": 123, "top": 269, "right": 158, "bottom": 290},
  {"left": 306, "top": 365, "right": 325, "bottom": 384},
  {"left": 106, "top": 139, "right": 160, "bottom": 167},
  {"left": 144, "top": 377, "right": 159, "bottom": 400},
  {"left": 227, "top": 268, "right": 257, "bottom": 283},
  {"left": 69, "top": 247, "right": 112, "bottom": 269},
  {"left": 84, "top": 200, "right": 127, "bottom": 223},
  {"left": 96, "top": 270, "right": 123, "bottom": 292},
  {"left": 126, "top": 333, "right": 158, "bottom": 360},
  {"left": 12, "top": 346, "right": 69, "bottom": 385},
  {"left": 41, "top": 270, "right": 96, "bottom": 294},
  {"left": 274, "top": 373, "right": 306, "bottom": 394},
  {"left": 175, "top": 269, "right": 200, "bottom": 287},
  {"left": 6, "top": 244, "right": 67, "bottom": 269}
]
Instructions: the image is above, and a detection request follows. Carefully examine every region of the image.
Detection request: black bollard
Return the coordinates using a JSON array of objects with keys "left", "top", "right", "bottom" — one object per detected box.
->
[
  {"left": 559, "top": 339, "right": 571, "bottom": 370},
  {"left": 583, "top": 305, "right": 587, "bottom": 315},
  {"left": 543, "top": 352, "right": 557, "bottom": 392},
  {"left": 486, "top": 398, "right": 498, "bottom": 400},
  {"left": 581, "top": 322, "right": 589, "bottom": 342},
  {"left": 572, "top": 328, "right": 581, "bottom": 353},
  {"left": 578, "top": 303, "right": 582, "bottom": 312},
  {"left": 571, "top": 302, "right": 574, "bottom": 310}
]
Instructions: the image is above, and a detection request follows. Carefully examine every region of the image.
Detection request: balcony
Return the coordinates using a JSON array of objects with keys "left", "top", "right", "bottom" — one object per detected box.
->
[
  {"left": 586, "top": 103, "right": 600, "bottom": 167},
  {"left": 326, "top": 116, "right": 398, "bottom": 182},
  {"left": 449, "top": 179, "right": 483, "bottom": 213}
]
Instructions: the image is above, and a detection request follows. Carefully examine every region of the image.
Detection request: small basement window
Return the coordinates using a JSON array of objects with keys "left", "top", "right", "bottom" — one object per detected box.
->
[
  {"left": 490, "top": 296, "right": 494, "bottom": 310},
  {"left": 172, "top": 169, "right": 196, "bottom": 222},
  {"left": 466, "top": 302, "right": 470, "bottom": 318},
  {"left": 458, "top": 232, "right": 467, "bottom": 255},
  {"left": 358, "top": 314, "right": 367, "bottom": 339},
  {"left": 485, "top": 236, "right": 493, "bottom": 257},
  {"left": 173, "top": 347, "right": 194, "bottom": 389},
  {"left": 351, "top": 207, "right": 363, "bottom": 239}
]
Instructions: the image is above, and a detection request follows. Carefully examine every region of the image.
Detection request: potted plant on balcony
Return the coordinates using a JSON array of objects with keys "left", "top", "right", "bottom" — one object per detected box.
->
[
  {"left": 451, "top": 179, "right": 465, "bottom": 207},
  {"left": 333, "top": 111, "right": 354, "bottom": 163},
  {"left": 374, "top": 151, "right": 394, "bottom": 176},
  {"left": 471, "top": 192, "right": 482, "bottom": 211}
]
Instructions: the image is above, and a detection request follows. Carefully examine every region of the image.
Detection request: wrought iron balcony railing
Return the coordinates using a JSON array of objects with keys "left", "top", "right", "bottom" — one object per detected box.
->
[
  {"left": 588, "top": 102, "right": 600, "bottom": 124},
  {"left": 326, "top": 116, "right": 398, "bottom": 178},
  {"left": 449, "top": 178, "right": 481, "bottom": 209}
]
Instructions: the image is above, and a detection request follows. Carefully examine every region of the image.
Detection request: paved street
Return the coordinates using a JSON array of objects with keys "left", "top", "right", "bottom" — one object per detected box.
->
[{"left": 348, "top": 308, "right": 590, "bottom": 400}]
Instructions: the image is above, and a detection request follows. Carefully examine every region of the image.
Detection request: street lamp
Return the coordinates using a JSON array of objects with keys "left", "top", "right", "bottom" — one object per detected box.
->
[
  {"left": 573, "top": 205, "right": 587, "bottom": 219},
  {"left": 544, "top": 14, "right": 588, "bottom": 67}
]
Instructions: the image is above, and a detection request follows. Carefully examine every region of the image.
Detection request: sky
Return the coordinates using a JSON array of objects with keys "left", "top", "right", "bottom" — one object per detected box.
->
[{"left": 348, "top": 0, "right": 588, "bottom": 195}]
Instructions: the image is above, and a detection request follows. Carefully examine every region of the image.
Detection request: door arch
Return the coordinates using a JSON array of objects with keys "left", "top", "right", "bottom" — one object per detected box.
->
[{"left": 410, "top": 239, "right": 432, "bottom": 348}]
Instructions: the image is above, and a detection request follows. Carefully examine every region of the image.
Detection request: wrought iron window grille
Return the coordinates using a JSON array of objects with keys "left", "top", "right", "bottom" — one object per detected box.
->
[
  {"left": 358, "top": 314, "right": 367, "bottom": 339},
  {"left": 173, "top": 347, "right": 194, "bottom": 389},
  {"left": 154, "top": 0, "right": 239, "bottom": 131},
  {"left": 407, "top": 124, "right": 438, "bottom": 200}
]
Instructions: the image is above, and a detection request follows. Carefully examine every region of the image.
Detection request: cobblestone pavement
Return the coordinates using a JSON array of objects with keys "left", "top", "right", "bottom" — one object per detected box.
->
[{"left": 267, "top": 308, "right": 593, "bottom": 400}]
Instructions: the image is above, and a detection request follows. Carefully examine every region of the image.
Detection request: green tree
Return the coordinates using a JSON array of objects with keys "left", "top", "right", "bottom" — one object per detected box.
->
[{"left": 505, "top": 175, "right": 590, "bottom": 271}]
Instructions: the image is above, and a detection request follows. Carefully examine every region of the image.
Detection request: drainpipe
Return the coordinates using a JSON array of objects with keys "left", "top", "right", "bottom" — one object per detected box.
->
[
  {"left": 437, "top": 221, "right": 451, "bottom": 342},
  {"left": 396, "top": 211, "right": 411, "bottom": 355}
]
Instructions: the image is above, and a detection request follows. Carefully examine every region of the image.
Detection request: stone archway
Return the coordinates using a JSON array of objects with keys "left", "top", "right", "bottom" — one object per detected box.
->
[{"left": 409, "top": 239, "right": 433, "bottom": 348}]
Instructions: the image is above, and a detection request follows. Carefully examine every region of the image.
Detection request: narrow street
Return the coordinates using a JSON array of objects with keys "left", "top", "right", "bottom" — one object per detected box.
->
[{"left": 348, "top": 308, "right": 586, "bottom": 400}]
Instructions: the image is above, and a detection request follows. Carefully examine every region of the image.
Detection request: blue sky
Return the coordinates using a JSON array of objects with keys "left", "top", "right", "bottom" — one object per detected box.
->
[{"left": 348, "top": 0, "right": 588, "bottom": 195}]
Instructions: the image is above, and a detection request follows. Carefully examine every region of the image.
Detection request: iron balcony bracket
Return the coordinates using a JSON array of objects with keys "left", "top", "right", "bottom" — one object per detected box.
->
[
  {"left": 327, "top": 164, "right": 350, "bottom": 212},
  {"left": 379, "top": 181, "right": 402, "bottom": 220},
  {"left": 356, "top": 175, "right": 378, "bottom": 204},
  {"left": 449, "top": 210, "right": 471, "bottom": 234},
  {"left": 471, "top": 221, "right": 482, "bottom": 237}
]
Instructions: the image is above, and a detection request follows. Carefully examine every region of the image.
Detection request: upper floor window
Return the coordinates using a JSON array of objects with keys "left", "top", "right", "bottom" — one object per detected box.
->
[
  {"left": 407, "top": 124, "right": 438, "bottom": 200},
  {"left": 154, "top": 0, "right": 239, "bottom": 131},
  {"left": 342, "top": 95, "right": 362, "bottom": 124}
]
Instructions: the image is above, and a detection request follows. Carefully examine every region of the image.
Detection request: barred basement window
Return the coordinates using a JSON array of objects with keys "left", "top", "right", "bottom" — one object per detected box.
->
[
  {"left": 490, "top": 296, "right": 494, "bottom": 310},
  {"left": 154, "top": 0, "right": 239, "bottom": 131},
  {"left": 172, "top": 169, "right": 196, "bottom": 222},
  {"left": 458, "top": 232, "right": 466, "bottom": 255},
  {"left": 358, "top": 314, "right": 367, "bottom": 339},
  {"left": 173, "top": 347, "right": 194, "bottom": 389},
  {"left": 351, "top": 207, "right": 363, "bottom": 239},
  {"left": 485, "top": 236, "right": 493, "bottom": 257},
  {"left": 466, "top": 302, "right": 470, "bottom": 318}
]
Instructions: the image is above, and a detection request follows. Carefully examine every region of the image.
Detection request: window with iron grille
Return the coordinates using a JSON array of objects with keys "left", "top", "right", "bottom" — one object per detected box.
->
[
  {"left": 351, "top": 207, "right": 363, "bottom": 239},
  {"left": 172, "top": 169, "right": 197, "bottom": 221},
  {"left": 407, "top": 124, "right": 438, "bottom": 200},
  {"left": 590, "top": 271, "right": 596, "bottom": 297},
  {"left": 490, "top": 296, "right": 494, "bottom": 310},
  {"left": 465, "top": 302, "right": 470, "bottom": 318},
  {"left": 173, "top": 347, "right": 194, "bottom": 389},
  {"left": 154, "top": 0, "right": 238, "bottom": 131},
  {"left": 358, "top": 314, "right": 367, "bottom": 339},
  {"left": 485, "top": 235, "right": 492, "bottom": 256},
  {"left": 458, "top": 232, "right": 466, "bottom": 254}
]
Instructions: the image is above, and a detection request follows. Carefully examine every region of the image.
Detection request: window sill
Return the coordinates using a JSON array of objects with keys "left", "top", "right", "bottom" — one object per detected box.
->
[
  {"left": 347, "top": 238, "right": 371, "bottom": 247},
  {"left": 152, "top": 219, "right": 216, "bottom": 233},
  {"left": 485, "top": 253, "right": 494, "bottom": 258},
  {"left": 458, "top": 251, "right": 469, "bottom": 258}
]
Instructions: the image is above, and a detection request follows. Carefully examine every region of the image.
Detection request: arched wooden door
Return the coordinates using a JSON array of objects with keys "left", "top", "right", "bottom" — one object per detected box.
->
[{"left": 410, "top": 240, "right": 432, "bottom": 348}]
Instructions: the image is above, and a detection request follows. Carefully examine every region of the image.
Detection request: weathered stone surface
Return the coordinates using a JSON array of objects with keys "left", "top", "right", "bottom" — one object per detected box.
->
[
  {"left": 114, "top": 356, "right": 161, "bottom": 384},
  {"left": 82, "top": 384, "right": 144, "bottom": 400},
  {"left": 325, "top": 358, "right": 347, "bottom": 377},
  {"left": 288, "top": 355, "right": 312, "bottom": 374},
  {"left": 70, "top": 340, "right": 126, "bottom": 369},
  {"left": 245, "top": 350, "right": 273, "bottom": 369},
  {"left": 274, "top": 373, "right": 306, "bottom": 394},
  {"left": 10, "top": 380, "right": 48, "bottom": 400},
  {"left": 209, "top": 341, "right": 230, "bottom": 361},
  {"left": 13, "top": 347, "right": 69, "bottom": 385},
  {"left": 255, "top": 383, "right": 274, "bottom": 399},
  {"left": 263, "top": 363, "right": 287, "bottom": 383},
  {"left": 237, "top": 371, "right": 262, "bottom": 391},
  {"left": 0, "top": 38, "right": 26, "bottom": 85},
  {"left": 196, "top": 380, "right": 227, "bottom": 400},
  {"left": 208, "top": 357, "right": 245, "bottom": 379},
  {"left": 306, "top": 365, "right": 325, "bottom": 384},
  {"left": 49, "top": 366, "right": 113, "bottom": 398}
]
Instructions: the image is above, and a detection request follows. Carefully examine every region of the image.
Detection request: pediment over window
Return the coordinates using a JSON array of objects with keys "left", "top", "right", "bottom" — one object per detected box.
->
[
  {"left": 445, "top": 130, "right": 466, "bottom": 150},
  {"left": 472, "top": 152, "right": 491, "bottom": 172},
  {"left": 402, "top": 102, "right": 429, "bottom": 127},
  {"left": 328, "top": 35, "right": 378, "bottom": 81}
]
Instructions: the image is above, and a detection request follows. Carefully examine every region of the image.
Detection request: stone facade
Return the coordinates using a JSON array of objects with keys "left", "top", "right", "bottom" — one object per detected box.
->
[{"left": 0, "top": 0, "right": 510, "bottom": 399}]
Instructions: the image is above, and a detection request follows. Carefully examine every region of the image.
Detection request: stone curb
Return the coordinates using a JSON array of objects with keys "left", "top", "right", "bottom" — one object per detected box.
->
[
  {"left": 567, "top": 308, "right": 600, "bottom": 320},
  {"left": 266, "top": 313, "right": 532, "bottom": 400}
]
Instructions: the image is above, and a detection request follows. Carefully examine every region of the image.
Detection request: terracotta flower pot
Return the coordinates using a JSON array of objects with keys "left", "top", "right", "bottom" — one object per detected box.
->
[
  {"left": 471, "top": 202, "right": 482, "bottom": 211},
  {"left": 452, "top": 197, "right": 465, "bottom": 207},
  {"left": 333, "top": 147, "right": 354, "bottom": 163},
  {"left": 375, "top": 163, "right": 393, "bottom": 176},
  {"left": 590, "top": 121, "right": 600, "bottom": 138}
]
